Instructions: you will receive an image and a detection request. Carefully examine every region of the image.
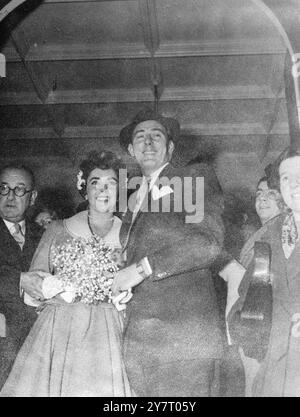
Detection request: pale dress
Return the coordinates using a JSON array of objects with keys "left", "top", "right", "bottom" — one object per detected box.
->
[{"left": 0, "top": 212, "right": 131, "bottom": 397}]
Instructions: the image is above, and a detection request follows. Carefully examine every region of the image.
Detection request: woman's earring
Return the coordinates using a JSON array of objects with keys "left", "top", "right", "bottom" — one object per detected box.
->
[{"left": 85, "top": 194, "right": 88, "bottom": 200}]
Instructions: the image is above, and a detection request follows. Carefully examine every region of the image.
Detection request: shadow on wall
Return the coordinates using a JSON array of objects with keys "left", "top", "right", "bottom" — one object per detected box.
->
[
  {"left": 183, "top": 149, "right": 261, "bottom": 258},
  {"left": 0, "top": 0, "right": 44, "bottom": 48},
  {"left": 222, "top": 187, "right": 261, "bottom": 258},
  {"left": 173, "top": 135, "right": 220, "bottom": 167},
  {"left": 28, "top": 186, "right": 75, "bottom": 222}
]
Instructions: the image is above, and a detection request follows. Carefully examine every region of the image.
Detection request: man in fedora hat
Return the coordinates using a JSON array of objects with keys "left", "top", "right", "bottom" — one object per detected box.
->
[{"left": 112, "top": 109, "right": 225, "bottom": 396}]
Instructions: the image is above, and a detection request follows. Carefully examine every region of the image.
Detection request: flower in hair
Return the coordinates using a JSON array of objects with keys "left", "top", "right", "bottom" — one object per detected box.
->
[{"left": 76, "top": 170, "right": 86, "bottom": 191}]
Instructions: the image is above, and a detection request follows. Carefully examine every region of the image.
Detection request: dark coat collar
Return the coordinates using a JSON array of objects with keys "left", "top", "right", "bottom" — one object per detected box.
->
[
  {"left": 0, "top": 216, "right": 43, "bottom": 253},
  {"left": 0, "top": 217, "right": 23, "bottom": 253}
]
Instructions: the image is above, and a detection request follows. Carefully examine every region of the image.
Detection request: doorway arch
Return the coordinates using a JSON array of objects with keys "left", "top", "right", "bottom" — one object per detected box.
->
[
  {"left": 251, "top": 0, "right": 300, "bottom": 131},
  {"left": 0, "top": 0, "right": 29, "bottom": 23}
]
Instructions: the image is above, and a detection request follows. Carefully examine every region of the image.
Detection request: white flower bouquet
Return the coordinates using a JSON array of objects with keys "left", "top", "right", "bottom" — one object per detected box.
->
[{"left": 50, "top": 235, "right": 122, "bottom": 304}]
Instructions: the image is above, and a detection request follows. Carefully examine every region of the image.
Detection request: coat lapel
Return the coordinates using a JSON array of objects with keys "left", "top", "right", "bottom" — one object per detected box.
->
[
  {"left": 121, "top": 164, "right": 175, "bottom": 253},
  {"left": 121, "top": 190, "right": 149, "bottom": 252},
  {"left": 286, "top": 238, "right": 300, "bottom": 282},
  {"left": 267, "top": 216, "right": 299, "bottom": 291},
  {"left": 0, "top": 218, "right": 22, "bottom": 254},
  {"left": 133, "top": 163, "right": 175, "bottom": 222},
  {"left": 269, "top": 218, "right": 287, "bottom": 276},
  {"left": 120, "top": 208, "right": 133, "bottom": 250},
  {"left": 22, "top": 221, "right": 39, "bottom": 255}
]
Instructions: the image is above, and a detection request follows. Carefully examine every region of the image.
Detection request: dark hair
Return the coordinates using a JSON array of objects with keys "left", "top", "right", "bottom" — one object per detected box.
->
[
  {"left": 30, "top": 186, "right": 75, "bottom": 221},
  {"left": 78, "top": 150, "right": 125, "bottom": 197},
  {"left": 119, "top": 108, "right": 180, "bottom": 152},
  {"left": 256, "top": 176, "right": 268, "bottom": 189},
  {"left": 267, "top": 146, "right": 300, "bottom": 192},
  {"left": 257, "top": 173, "right": 288, "bottom": 213},
  {"left": 0, "top": 163, "right": 36, "bottom": 188}
]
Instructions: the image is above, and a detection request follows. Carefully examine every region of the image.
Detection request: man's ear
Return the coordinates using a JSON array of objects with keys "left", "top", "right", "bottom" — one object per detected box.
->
[
  {"left": 168, "top": 140, "right": 175, "bottom": 159},
  {"left": 128, "top": 143, "right": 135, "bottom": 158},
  {"left": 30, "top": 190, "right": 37, "bottom": 206}
]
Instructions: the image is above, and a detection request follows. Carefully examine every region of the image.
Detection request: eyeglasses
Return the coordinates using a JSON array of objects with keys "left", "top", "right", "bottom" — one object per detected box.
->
[{"left": 0, "top": 184, "right": 33, "bottom": 197}]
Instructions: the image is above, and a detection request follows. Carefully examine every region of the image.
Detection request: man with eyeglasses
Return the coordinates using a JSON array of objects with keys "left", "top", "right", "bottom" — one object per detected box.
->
[{"left": 0, "top": 164, "right": 44, "bottom": 389}]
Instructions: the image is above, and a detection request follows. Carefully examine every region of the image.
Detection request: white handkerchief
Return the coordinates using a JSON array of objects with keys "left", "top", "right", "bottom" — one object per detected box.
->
[
  {"left": 151, "top": 185, "right": 173, "bottom": 200},
  {"left": 42, "top": 275, "right": 64, "bottom": 299},
  {"left": 219, "top": 259, "right": 246, "bottom": 317},
  {"left": 24, "top": 292, "right": 41, "bottom": 307},
  {"left": 219, "top": 259, "right": 245, "bottom": 282},
  {"left": 60, "top": 290, "right": 76, "bottom": 303},
  {"left": 24, "top": 275, "right": 72, "bottom": 306}
]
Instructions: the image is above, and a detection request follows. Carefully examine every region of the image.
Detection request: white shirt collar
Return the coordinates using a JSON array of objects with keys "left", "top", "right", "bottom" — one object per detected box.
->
[
  {"left": 3, "top": 219, "right": 26, "bottom": 235},
  {"left": 143, "top": 162, "right": 169, "bottom": 190}
]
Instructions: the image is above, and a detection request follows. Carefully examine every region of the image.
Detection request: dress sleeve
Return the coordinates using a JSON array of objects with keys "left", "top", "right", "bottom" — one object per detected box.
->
[{"left": 29, "top": 220, "right": 63, "bottom": 273}]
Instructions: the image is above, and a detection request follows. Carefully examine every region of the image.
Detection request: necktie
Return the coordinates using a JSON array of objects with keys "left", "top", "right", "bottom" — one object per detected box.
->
[
  {"left": 122, "top": 179, "right": 150, "bottom": 253},
  {"left": 11, "top": 223, "right": 25, "bottom": 250},
  {"left": 132, "top": 178, "right": 150, "bottom": 222}
]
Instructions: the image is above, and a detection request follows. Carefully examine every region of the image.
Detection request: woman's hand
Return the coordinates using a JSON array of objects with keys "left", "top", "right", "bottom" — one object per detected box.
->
[{"left": 20, "top": 270, "right": 50, "bottom": 301}]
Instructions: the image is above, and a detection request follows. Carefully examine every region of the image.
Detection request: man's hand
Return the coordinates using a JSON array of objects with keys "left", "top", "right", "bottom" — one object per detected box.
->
[
  {"left": 20, "top": 271, "right": 49, "bottom": 301},
  {"left": 111, "top": 264, "right": 145, "bottom": 296}
]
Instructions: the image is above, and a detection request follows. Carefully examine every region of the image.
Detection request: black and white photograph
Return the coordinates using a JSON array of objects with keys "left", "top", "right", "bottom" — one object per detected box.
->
[{"left": 0, "top": 0, "right": 300, "bottom": 400}]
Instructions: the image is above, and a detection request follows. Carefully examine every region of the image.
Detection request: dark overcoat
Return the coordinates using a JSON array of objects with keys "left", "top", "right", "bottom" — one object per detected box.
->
[
  {"left": 0, "top": 218, "right": 43, "bottom": 387},
  {"left": 120, "top": 163, "right": 225, "bottom": 384}
]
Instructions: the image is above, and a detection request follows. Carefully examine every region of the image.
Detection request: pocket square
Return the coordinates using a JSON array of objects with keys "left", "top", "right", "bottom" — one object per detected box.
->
[{"left": 152, "top": 185, "right": 173, "bottom": 200}]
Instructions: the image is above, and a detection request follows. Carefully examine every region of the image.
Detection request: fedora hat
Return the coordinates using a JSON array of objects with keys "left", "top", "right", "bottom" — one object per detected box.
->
[{"left": 119, "top": 108, "right": 180, "bottom": 151}]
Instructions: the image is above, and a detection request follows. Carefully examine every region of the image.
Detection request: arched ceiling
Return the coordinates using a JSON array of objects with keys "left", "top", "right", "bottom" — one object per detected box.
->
[{"left": 0, "top": 0, "right": 299, "bottom": 163}]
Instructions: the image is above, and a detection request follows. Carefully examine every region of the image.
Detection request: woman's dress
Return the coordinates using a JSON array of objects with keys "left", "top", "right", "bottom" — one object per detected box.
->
[{"left": 0, "top": 211, "right": 131, "bottom": 397}]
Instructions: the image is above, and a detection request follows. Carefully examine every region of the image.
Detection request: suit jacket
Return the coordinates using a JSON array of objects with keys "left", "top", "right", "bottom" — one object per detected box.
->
[
  {"left": 0, "top": 218, "right": 43, "bottom": 344},
  {"left": 121, "top": 163, "right": 225, "bottom": 364}
]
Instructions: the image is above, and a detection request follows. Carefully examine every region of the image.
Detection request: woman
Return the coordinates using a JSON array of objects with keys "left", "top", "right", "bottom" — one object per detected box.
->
[
  {"left": 252, "top": 146, "right": 300, "bottom": 396},
  {"left": 0, "top": 150, "right": 132, "bottom": 397},
  {"left": 239, "top": 176, "right": 284, "bottom": 267},
  {"left": 220, "top": 176, "right": 285, "bottom": 396},
  {"left": 255, "top": 176, "right": 283, "bottom": 225},
  {"left": 230, "top": 146, "right": 300, "bottom": 396},
  {"left": 236, "top": 177, "right": 284, "bottom": 396},
  {"left": 221, "top": 177, "right": 284, "bottom": 325}
]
